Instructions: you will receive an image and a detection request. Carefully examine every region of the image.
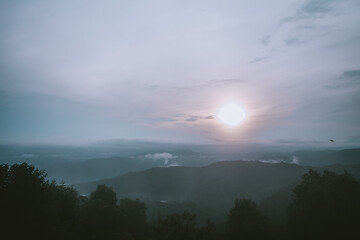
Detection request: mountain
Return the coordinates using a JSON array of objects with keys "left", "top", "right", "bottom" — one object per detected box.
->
[
  {"left": 294, "top": 148, "right": 360, "bottom": 166},
  {"left": 45, "top": 156, "right": 149, "bottom": 183},
  {"left": 44, "top": 149, "right": 217, "bottom": 183},
  {"left": 74, "top": 160, "right": 360, "bottom": 223},
  {"left": 75, "top": 160, "right": 360, "bottom": 200},
  {"left": 2, "top": 143, "right": 359, "bottom": 184}
]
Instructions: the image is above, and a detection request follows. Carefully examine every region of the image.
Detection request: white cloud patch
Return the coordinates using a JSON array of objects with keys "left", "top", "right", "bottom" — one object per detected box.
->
[
  {"left": 144, "top": 152, "right": 178, "bottom": 165},
  {"left": 259, "top": 155, "right": 299, "bottom": 165},
  {"left": 259, "top": 159, "right": 283, "bottom": 164},
  {"left": 290, "top": 155, "right": 299, "bottom": 164}
]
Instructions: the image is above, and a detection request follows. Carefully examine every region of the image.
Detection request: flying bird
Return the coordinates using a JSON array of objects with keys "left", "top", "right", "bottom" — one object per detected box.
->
[{"left": 329, "top": 139, "right": 335, "bottom": 142}]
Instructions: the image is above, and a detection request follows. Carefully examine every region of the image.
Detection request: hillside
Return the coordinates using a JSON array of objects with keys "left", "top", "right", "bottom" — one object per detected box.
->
[
  {"left": 74, "top": 160, "right": 360, "bottom": 224},
  {"left": 3, "top": 144, "right": 359, "bottom": 184},
  {"left": 294, "top": 148, "right": 360, "bottom": 166},
  {"left": 75, "top": 160, "right": 360, "bottom": 217}
]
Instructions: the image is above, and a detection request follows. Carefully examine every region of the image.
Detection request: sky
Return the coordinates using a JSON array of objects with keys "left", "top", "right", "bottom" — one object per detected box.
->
[{"left": 0, "top": 0, "right": 359, "bottom": 146}]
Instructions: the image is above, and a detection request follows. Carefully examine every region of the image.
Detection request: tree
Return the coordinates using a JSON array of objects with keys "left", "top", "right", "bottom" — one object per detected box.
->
[
  {"left": 79, "top": 184, "right": 121, "bottom": 240},
  {"left": 287, "top": 169, "right": 360, "bottom": 240},
  {"left": 152, "top": 212, "right": 198, "bottom": 240},
  {"left": 0, "top": 163, "right": 152, "bottom": 240},
  {"left": 78, "top": 184, "right": 149, "bottom": 240},
  {"left": 0, "top": 163, "right": 80, "bottom": 240},
  {"left": 89, "top": 184, "right": 117, "bottom": 208},
  {"left": 197, "top": 220, "right": 220, "bottom": 240},
  {"left": 119, "top": 198, "right": 148, "bottom": 235},
  {"left": 227, "top": 198, "right": 267, "bottom": 240}
]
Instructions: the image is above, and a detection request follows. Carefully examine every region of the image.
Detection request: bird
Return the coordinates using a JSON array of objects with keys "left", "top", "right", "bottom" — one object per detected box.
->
[{"left": 329, "top": 139, "right": 335, "bottom": 142}]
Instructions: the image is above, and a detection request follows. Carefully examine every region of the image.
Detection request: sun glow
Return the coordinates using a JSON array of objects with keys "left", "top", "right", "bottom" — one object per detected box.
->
[{"left": 217, "top": 103, "right": 246, "bottom": 127}]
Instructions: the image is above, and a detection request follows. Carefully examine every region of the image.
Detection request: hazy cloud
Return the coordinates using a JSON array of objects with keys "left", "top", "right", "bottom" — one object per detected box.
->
[
  {"left": 144, "top": 152, "right": 177, "bottom": 160},
  {"left": 343, "top": 69, "right": 360, "bottom": 80},
  {"left": 165, "top": 114, "right": 216, "bottom": 124},
  {"left": 300, "top": 0, "right": 335, "bottom": 15},
  {"left": 280, "top": 0, "right": 338, "bottom": 24},
  {"left": 170, "top": 78, "right": 246, "bottom": 91},
  {"left": 259, "top": 155, "right": 299, "bottom": 164},
  {"left": 144, "top": 152, "right": 178, "bottom": 165},
  {"left": 276, "top": 138, "right": 321, "bottom": 145},
  {"left": 0, "top": 0, "right": 359, "bottom": 145},
  {"left": 284, "top": 38, "right": 300, "bottom": 45},
  {"left": 185, "top": 116, "right": 202, "bottom": 122},
  {"left": 325, "top": 69, "right": 360, "bottom": 89},
  {"left": 248, "top": 56, "right": 270, "bottom": 64},
  {"left": 261, "top": 34, "right": 271, "bottom": 45}
]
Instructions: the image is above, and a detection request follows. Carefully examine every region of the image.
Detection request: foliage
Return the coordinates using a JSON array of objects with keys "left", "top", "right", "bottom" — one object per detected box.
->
[
  {"left": 287, "top": 169, "right": 360, "bottom": 240},
  {"left": 119, "top": 198, "right": 148, "bottom": 234},
  {"left": 89, "top": 184, "right": 118, "bottom": 208},
  {"left": 0, "top": 163, "right": 79, "bottom": 240},
  {"left": 152, "top": 212, "right": 198, "bottom": 240},
  {"left": 227, "top": 198, "right": 267, "bottom": 240},
  {"left": 0, "top": 163, "right": 149, "bottom": 240},
  {"left": 2, "top": 163, "right": 360, "bottom": 240}
]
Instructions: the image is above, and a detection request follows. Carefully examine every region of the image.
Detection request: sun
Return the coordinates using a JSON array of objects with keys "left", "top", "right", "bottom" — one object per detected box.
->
[{"left": 217, "top": 103, "right": 246, "bottom": 127}]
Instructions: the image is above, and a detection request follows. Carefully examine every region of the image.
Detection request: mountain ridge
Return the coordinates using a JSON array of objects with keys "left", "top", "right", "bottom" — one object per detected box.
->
[{"left": 75, "top": 160, "right": 360, "bottom": 208}]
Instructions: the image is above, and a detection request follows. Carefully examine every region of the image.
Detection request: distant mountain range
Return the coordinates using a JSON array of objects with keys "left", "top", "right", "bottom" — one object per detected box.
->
[
  {"left": 294, "top": 148, "right": 360, "bottom": 166},
  {"left": 43, "top": 149, "right": 218, "bottom": 183},
  {"left": 75, "top": 160, "right": 360, "bottom": 224},
  {"left": 38, "top": 148, "right": 360, "bottom": 184},
  {"left": 2, "top": 143, "right": 359, "bottom": 185}
]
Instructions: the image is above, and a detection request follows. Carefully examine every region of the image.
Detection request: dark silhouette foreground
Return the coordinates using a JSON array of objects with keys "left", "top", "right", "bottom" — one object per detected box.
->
[{"left": 1, "top": 163, "right": 359, "bottom": 240}]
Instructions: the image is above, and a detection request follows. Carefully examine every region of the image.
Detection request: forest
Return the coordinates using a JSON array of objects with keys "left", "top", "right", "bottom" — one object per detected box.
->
[{"left": 1, "top": 162, "right": 359, "bottom": 240}]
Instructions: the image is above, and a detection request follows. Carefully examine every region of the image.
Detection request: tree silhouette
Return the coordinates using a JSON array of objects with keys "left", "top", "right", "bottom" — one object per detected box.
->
[
  {"left": 79, "top": 184, "right": 121, "bottom": 240},
  {"left": 8, "top": 162, "right": 360, "bottom": 240},
  {"left": 78, "top": 184, "right": 149, "bottom": 240},
  {"left": 287, "top": 169, "right": 360, "bottom": 240},
  {"left": 89, "top": 184, "right": 117, "bottom": 208},
  {"left": 119, "top": 198, "right": 148, "bottom": 236},
  {"left": 227, "top": 198, "right": 267, "bottom": 240},
  {"left": 152, "top": 212, "right": 198, "bottom": 240},
  {"left": 0, "top": 163, "right": 79, "bottom": 240}
]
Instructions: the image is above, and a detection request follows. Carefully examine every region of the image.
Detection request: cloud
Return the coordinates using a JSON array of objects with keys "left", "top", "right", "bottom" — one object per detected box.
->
[
  {"left": 1, "top": 1, "right": 359, "bottom": 144},
  {"left": 280, "top": 17, "right": 296, "bottom": 24},
  {"left": 170, "top": 78, "right": 246, "bottom": 91},
  {"left": 248, "top": 56, "right": 270, "bottom": 64},
  {"left": 185, "top": 116, "right": 202, "bottom": 122},
  {"left": 325, "top": 69, "right": 360, "bottom": 89},
  {"left": 259, "top": 155, "right": 299, "bottom": 165},
  {"left": 184, "top": 115, "right": 216, "bottom": 122},
  {"left": 276, "top": 138, "right": 321, "bottom": 145},
  {"left": 144, "top": 152, "right": 177, "bottom": 165},
  {"left": 280, "top": 0, "right": 338, "bottom": 24},
  {"left": 160, "top": 114, "right": 216, "bottom": 124},
  {"left": 290, "top": 155, "right": 300, "bottom": 164},
  {"left": 300, "top": 0, "right": 335, "bottom": 15},
  {"left": 271, "top": 0, "right": 357, "bottom": 51},
  {"left": 160, "top": 163, "right": 181, "bottom": 168},
  {"left": 343, "top": 69, "right": 360, "bottom": 79},
  {"left": 261, "top": 35, "right": 271, "bottom": 45},
  {"left": 284, "top": 38, "right": 300, "bottom": 45}
]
